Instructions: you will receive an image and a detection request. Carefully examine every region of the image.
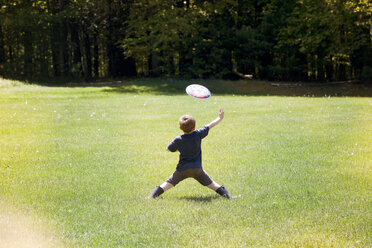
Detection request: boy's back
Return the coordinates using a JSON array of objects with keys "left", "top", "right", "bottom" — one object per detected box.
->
[{"left": 167, "top": 126, "right": 209, "bottom": 170}]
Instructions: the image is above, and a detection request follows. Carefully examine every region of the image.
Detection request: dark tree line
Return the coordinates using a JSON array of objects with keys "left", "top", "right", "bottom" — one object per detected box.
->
[
  {"left": 0, "top": 0, "right": 371, "bottom": 81},
  {"left": 0, "top": 0, "right": 136, "bottom": 80}
]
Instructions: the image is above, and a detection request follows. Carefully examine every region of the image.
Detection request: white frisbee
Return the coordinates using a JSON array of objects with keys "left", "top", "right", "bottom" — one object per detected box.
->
[{"left": 186, "top": 84, "right": 211, "bottom": 99}]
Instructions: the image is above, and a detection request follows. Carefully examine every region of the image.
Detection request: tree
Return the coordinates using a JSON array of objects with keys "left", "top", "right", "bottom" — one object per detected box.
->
[
  {"left": 277, "top": 0, "right": 331, "bottom": 81},
  {"left": 124, "top": 0, "right": 192, "bottom": 76},
  {"left": 278, "top": 0, "right": 371, "bottom": 81},
  {"left": 328, "top": 0, "right": 371, "bottom": 81},
  {"left": 125, "top": 0, "right": 238, "bottom": 78},
  {"left": 0, "top": 0, "right": 369, "bottom": 81}
]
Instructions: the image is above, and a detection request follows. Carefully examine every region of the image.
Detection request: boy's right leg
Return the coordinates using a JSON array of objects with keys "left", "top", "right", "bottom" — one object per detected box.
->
[
  {"left": 147, "top": 182, "right": 174, "bottom": 198},
  {"left": 148, "top": 170, "right": 185, "bottom": 198},
  {"left": 147, "top": 186, "right": 164, "bottom": 198},
  {"left": 160, "top": 181, "right": 174, "bottom": 191}
]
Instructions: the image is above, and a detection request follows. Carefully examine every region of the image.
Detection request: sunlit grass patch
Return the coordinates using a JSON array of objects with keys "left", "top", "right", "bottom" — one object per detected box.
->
[
  {"left": 0, "top": 78, "right": 26, "bottom": 88},
  {"left": 0, "top": 202, "right": 64, "bottom": 248}
]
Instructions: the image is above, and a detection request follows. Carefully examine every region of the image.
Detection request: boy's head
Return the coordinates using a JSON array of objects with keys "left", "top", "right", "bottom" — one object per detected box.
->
[{"left": 179, "top": 115, "right": 196, "bottom": 133}]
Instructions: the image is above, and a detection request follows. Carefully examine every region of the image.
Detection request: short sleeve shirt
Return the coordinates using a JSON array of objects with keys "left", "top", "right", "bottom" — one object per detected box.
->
[{"left": 167, "top": 126, "right": 209, "bottom": 170}]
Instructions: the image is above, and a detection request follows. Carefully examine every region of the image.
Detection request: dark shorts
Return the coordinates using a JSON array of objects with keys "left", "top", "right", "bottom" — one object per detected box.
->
[{"left": 166, "top": 168, "right": 213, "bottom": 186}]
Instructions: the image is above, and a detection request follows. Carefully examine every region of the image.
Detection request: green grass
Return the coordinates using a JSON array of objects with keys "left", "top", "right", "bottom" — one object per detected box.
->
[{"left": 0, "top": 78, "right": 371, "bottom": 247}]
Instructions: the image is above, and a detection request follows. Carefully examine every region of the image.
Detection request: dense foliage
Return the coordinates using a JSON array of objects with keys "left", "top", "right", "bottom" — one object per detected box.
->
[{"left": 0, "top": 0, "right": 371, "bottom": 81}]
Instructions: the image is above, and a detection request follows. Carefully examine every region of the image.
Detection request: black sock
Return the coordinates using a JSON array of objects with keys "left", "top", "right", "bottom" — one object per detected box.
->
[
  {"left": 148, "top": 186, "right": 164, "bottom": 198},
  {"left": 216, "top": 185, "right": 232, "bottom": 199}
]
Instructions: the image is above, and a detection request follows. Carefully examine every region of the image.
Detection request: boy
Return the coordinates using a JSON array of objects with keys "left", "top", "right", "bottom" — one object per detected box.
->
[{"left": 148, "top": 108, "right": 232, "bottom": 199}]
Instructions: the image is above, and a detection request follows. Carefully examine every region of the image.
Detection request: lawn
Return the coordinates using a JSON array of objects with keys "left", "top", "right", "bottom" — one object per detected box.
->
[{"left": 0, "top": 78, "right": 371, "bottom": 247}]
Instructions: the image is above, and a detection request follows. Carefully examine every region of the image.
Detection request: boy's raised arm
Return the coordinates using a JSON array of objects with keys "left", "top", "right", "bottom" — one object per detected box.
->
[{"left": 207, "top": 108, "right": 224, "bottom": 129}]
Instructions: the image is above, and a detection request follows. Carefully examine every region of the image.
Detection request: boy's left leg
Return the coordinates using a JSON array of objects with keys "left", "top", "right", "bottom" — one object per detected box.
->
[
  {"left": 206, "top": 181, "right": 220, "bottom": 191},
  {"left": 207, "top": 182, "right": 232, "bottom": 199},
  {"left": 215, "top": 185, "right": 233, "bottom": 199}
]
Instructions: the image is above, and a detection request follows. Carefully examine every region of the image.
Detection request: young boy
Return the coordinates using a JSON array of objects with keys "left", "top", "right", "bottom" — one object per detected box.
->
[{"left": 148, "top": 108, "right": 232, "bottom": 199}]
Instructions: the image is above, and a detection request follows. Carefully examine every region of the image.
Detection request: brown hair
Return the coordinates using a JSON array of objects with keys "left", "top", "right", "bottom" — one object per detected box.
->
[{"left": 179, "top": 115, "right": 196, "bottom": 133}]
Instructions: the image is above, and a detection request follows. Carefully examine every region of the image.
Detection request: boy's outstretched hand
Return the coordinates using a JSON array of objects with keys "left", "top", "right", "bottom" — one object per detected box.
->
[
  {"left": 219, "top": 108, "right": 224, "bottom": 120},
  {"left": 207, "top": 108, "right": 224, "bottom": 129}
]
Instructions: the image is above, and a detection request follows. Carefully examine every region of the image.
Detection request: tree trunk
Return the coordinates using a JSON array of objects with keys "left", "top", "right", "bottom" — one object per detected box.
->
[
  {"left": 337, "top": 63, "right": 347, "bottom": 81},
  {"left": 40, "top": 38, "right": 49, "bottom": 77},
  {"left": 70, "top": 21, "right": 82, "bottom": 78},
  {"left": 79, "top": 29, "right": 87, "bottom": 79},
  {"left": 107, "top": 0, "right": 115, "bottom": 77},
  {"left": 0, "top": 27, "right": 4, "bottom": 67},
  {"left": 59, "top": 21, "right": 68, "bottom": 76},
  {"left": 150, "top": 51, "right": 160, "bottom": 76},
  {"left": 93, "top": 36, "right": 99, "bottom": 78},
  {"left": 325, "top": 56, "right": 333, "bottom": 81},
  {"left": 317, "top": 53, "right": 325, "bottom": 81},
  {"left": 107, "top": 41, "right": 115, "bottom": 77},
  {"left": 168, "top": 52, "right": 175, "bottom": 75},
  {"left": 23, "top": 29, "right": 33, "bottom": 77},
  {"left": 59, "top": 0, "right": 68, "bottom": 76},
  {"left": 80, "top": 28, "right": 92, "bottom": 80},
  {"left": 51, "top": 22, "right": 60, "bottom": 77},
  {"left": 9, "top": 45, "right": 13, "bottom": 76},
  {"left": 48, "top": 0, "right": 60, "bottom": 77},
  {"left": 84, "top": 33, "right": 92, "bottom": 80}
]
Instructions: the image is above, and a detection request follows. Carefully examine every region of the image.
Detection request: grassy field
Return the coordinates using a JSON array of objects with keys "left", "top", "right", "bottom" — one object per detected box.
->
[{"left": 0, "top": 78, "right": 371, "bottom": 247}]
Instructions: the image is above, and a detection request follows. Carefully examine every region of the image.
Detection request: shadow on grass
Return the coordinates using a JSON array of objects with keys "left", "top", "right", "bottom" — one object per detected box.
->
[
  {"left": 5, "top": 76, "right": 372, "bottom": 97},
  {"left": 177, "top": 195, "right": 220, "bottom": 202},
  {"left": 102, "top": 78, "right": 190, "bottom": 95},
  {"left": 101, "top": 78, "right": 372, "bottom": 97}
]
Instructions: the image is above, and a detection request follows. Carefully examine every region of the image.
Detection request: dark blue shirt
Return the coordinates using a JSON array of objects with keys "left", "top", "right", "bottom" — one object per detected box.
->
[{"left": 167, "top": 126, "right": 209, "bottom": 170}]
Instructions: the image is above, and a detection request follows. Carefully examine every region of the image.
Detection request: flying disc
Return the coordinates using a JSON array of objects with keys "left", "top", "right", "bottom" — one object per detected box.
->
[{"left": 186, "top": 84, "right": 211, "bottom": 99}]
